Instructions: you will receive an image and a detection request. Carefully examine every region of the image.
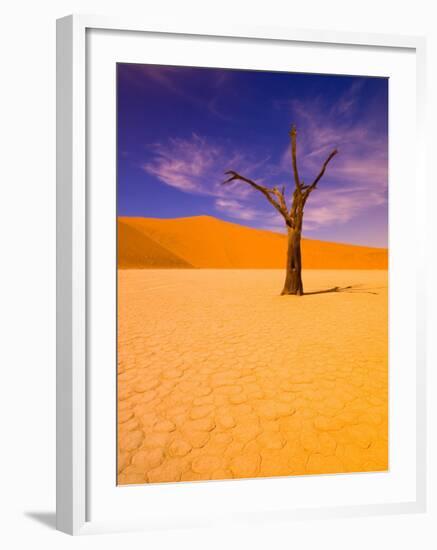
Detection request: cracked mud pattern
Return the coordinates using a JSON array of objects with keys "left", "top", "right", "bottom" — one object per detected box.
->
[{"left": 117, "top": 269, "right": 388, "bottom": 484}]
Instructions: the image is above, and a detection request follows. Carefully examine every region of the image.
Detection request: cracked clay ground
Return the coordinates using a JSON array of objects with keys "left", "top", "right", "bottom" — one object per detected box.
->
[{"left": 117, "top": 269, "right": 388, "bottom": 485}]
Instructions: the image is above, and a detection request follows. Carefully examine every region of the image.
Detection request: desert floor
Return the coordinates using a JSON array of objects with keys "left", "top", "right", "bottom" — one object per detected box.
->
[{"left": 117, "top": 269, "right": 388, "bottom": 484}]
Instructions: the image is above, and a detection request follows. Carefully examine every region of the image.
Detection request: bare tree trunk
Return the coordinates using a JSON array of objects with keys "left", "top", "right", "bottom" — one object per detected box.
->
[{"left": 281, "top": 228, "right": 303, "bottom": 295}]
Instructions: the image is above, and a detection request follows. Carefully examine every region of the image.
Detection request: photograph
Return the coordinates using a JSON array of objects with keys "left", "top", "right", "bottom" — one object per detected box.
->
[{"left": 116, "top": 63, "right": 389, "bottom": 485}]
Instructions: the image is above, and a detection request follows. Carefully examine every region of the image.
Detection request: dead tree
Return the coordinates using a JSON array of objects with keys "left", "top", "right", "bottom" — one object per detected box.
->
[{"left": 223, "top": 125, "right": 338, "bottom": 295}]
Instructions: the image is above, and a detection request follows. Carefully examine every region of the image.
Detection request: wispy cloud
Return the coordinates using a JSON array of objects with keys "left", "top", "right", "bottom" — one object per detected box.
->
[
  {"left": 128, "top": 65, "right": 231, "bottom": 120},
  {"left": 143, "top": 133, "right": 271, "bottom": 201},
  {"left": 143, "top": 134, "right": 220, "bottom": 194},
  {"left": 302, "top": 185, "right": 386, "bottom": 232},
  {"left": 142, "top": 79, "right": 387, "bottom": 234},
  {"left": 214, "top": 198, "right": 283, "bottom": 230}
]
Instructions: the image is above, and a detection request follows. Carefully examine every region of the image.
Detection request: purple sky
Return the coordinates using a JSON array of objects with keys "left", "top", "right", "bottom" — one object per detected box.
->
[{"left": 117, "top": 64, "right": 388, "bottom": 247}]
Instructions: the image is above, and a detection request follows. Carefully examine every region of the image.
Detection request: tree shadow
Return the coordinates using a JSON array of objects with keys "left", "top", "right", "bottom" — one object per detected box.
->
[
  {"left": 24, "top": 511, "right": 56, "bottom": 530},
  {"left": 304, "top": 284, "right": 380, "bottom": 296}
]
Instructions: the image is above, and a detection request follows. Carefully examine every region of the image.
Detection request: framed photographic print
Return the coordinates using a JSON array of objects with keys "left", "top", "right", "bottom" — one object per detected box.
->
[{"left": 56, "top": 15, "right": 427, "bottom": 535}]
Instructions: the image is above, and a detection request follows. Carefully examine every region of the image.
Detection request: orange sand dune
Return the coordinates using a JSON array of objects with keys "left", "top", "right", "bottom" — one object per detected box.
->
[
  {"left": 118, "top": 219, "right": 192, "bottom": 269},
  {"left": 118, "top": 216, "right": 388, "bottom": 269}
]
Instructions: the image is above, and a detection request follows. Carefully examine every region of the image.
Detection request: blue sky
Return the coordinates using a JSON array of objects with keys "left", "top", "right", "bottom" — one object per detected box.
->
[{"left": 117, "top": 64, "right": 388, "bottom": 247}]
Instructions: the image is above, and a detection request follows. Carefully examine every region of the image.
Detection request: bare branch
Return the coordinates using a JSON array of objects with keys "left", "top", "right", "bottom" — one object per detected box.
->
[
  {"left": 271, "top": 186, "right": 288, "bottom": 215},
  {"left": 304, "top": 149, "right": 338, "bottom": 198},
  {"left": 289, "top": 125, "right": 302, "bottom": 192},
  {"left": 223, "top": 171, "right": 292, "bottom": 225}
]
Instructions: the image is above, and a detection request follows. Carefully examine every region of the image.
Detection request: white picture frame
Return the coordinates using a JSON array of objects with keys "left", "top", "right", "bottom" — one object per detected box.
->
[{"left": 56, "top": 14, "right": 427, "bottom": 535}]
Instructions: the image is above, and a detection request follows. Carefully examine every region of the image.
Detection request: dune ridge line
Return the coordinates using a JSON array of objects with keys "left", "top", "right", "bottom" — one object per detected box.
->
[{"left": 118, "top": 215, "right": 388, "bottom": 270}]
